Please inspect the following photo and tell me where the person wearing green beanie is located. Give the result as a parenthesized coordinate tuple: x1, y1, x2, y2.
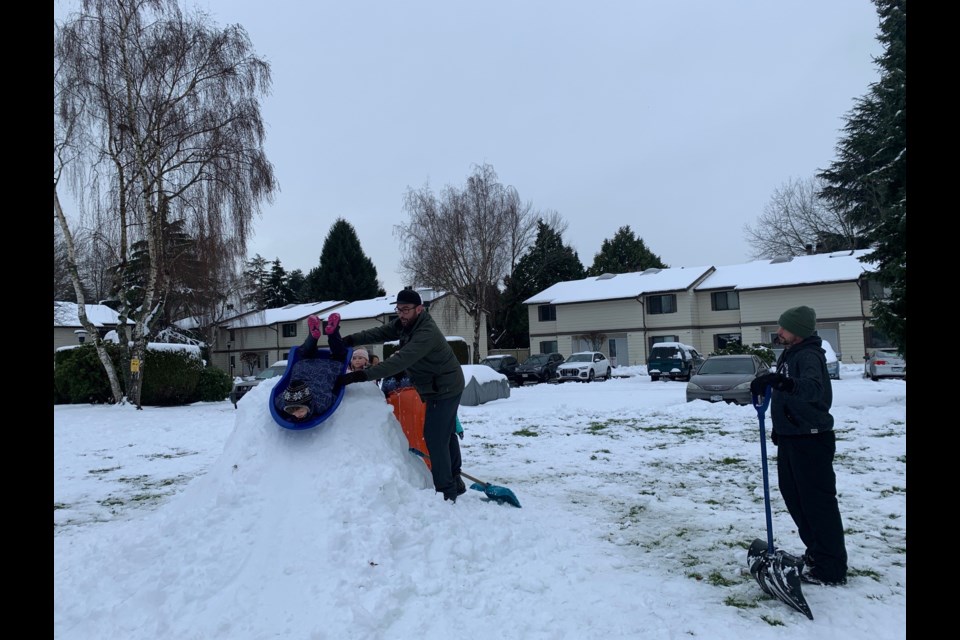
(750, 305, 848, 586)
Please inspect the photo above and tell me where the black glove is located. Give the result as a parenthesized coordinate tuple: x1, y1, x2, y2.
(335, 370, 367, 390)
(343, 335, 355, 347)
(750, 373, 796, 396)
(771, 430, 779, 446)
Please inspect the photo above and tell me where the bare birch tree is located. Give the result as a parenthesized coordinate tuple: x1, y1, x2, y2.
(55, 0, 277, 407)
(396, 164, 539, 362)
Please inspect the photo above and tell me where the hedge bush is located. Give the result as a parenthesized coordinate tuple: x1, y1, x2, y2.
(139, 349, 203, 406)
(193, 365, 233, 402)
(53, 344, 126, 404)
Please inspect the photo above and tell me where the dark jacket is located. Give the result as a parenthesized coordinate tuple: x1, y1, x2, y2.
(347, 311, 465, 400)
(771, 335, 834, 436)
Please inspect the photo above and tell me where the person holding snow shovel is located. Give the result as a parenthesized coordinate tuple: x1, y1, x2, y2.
(333, 288, 467, 504)
(750, 305, 848, 586)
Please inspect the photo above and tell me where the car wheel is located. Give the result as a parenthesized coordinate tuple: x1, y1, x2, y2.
(587, 370, 595, 382)
(604, 367, 611, 380)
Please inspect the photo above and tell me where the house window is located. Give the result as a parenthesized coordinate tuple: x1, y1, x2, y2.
(714, 333, 742, 350)
(229, 329, 235, 341)
(282, 323, 297, 338)
(646, 294, 676, 314)
(861, 278, 891, 301)
(711, 291, 740, 311)
(649, 335, 679, 349)
(538, 305, 557, 321)
(539, 340, 558, 354)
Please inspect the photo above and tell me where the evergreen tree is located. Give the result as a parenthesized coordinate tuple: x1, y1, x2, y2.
(243, 254, 270, 309)
(495, 222, 585, 348)
(587, 225, 668, 276)
(818, 0, 905, 356)
(304, 218, 383, 302)
(264, 259, 298, 308)
(287, 269, 308, 302)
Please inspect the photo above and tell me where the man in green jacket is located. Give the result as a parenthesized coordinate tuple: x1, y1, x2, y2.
(335, 289, 467, 503)
(750, 305, 848, 586)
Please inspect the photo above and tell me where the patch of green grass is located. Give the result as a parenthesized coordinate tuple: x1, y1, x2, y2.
(724, 595, 758, 609)
(719, 457, 743, 466)
(849, 567, 882, 582)
(142, 449, 196, 460)
(703, 498, 721, 505)
(686, 571, 703, 581)
(896, 455, 906, 463)
(511, 428, 538, 437)
(879, 486, 905, 497)
(760, 615, 785, 626)
(88, 466, 121, 475)
(54, 502, 69, 511)
(706, 570, 738, 587)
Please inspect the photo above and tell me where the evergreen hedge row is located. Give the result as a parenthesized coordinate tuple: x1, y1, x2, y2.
(53, 344, 233, 406)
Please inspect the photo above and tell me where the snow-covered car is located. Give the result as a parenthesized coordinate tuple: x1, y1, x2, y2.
(647, 342, 703, 382)
(230, 360, 287, 407)
(821, 340, 840, 380)
(557, 351, 611, 382)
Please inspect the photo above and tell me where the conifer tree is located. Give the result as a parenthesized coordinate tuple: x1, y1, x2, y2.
(304, 218, 383, 302)
(818, 0, 905, 356)
(264, 259, 298, 308)
(243, 254, 270, 309)
(587, 225, 667, 276)
(496, 222, 585, 348)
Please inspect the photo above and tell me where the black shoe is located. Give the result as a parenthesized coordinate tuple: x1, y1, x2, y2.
(443, 492, 457, 504)
(800, 568, 846, 586)
(456, 475, 467, 496)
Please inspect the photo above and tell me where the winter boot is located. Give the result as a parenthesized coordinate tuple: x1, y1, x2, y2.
(325, 313, 341, 335)
(308, 315, 322, 339)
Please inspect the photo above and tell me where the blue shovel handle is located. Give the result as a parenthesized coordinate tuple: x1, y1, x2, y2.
(752, 386, 776, 553)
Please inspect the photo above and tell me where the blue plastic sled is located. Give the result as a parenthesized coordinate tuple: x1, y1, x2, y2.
(268, 345, 352, 430)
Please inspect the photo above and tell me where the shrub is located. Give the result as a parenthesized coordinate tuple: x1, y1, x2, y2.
(712, 342, 777, 366)
(53, 344, 126, 404)
(193, 366, 233, 402)
(140, 349, 203, 406)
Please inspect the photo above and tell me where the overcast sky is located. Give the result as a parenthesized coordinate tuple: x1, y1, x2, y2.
(57, 0, 884, 297)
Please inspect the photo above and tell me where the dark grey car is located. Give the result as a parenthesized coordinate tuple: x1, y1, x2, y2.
(515, 353, 565, 384)
(685, 354, 768, 405)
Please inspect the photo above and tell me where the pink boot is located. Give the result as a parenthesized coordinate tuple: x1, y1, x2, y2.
(324, 313, 341, 336)
(308, 315, 322, 339)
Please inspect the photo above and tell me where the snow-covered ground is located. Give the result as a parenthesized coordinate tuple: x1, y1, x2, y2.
(54, 363, 906, 639)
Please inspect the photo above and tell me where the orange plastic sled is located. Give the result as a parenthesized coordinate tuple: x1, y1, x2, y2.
(386, 387, 431, 470)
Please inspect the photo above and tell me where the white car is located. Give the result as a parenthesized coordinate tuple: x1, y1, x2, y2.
(557, 351, 612, 382)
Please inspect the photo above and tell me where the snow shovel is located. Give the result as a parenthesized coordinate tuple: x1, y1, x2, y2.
(747, 387, 813, 620)
(409, 449, 521, 508)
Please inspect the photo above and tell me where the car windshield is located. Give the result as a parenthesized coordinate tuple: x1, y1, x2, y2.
(566, 354, 591, 363)
(524, 355, 549, 365)
(256, 366, 285, 380)
(481, 359, 507, 370)
(698, 358, 754, 375)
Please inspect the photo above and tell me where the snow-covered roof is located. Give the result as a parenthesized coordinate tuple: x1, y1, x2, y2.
(53, 301, 131, 328)
(697, 249, 875, 291)
(524, 250, 876, 305)
(524, 267, 713, 305)
(319, 296, 395, 321)
(225, 301, 345, 329)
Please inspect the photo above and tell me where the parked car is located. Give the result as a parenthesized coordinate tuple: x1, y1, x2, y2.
(557, 351, 611, 382)
(647, 342, 703, 382)
(863, 349, 906, 381)
(765, 341, 839, 380)
(230, 360, 287, 408)
(686, 354, 769, 405)
(515, 353, 566, 384)
(821, 339, 840, 380)
(479, 355, 520, 383)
